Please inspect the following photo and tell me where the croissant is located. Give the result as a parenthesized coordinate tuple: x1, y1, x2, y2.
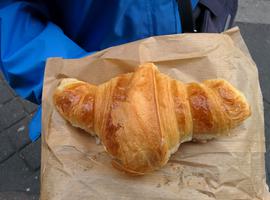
(53, 63, 251, 174)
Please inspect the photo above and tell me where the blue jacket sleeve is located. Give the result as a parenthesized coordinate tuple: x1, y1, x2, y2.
(0, 2, 89, 140)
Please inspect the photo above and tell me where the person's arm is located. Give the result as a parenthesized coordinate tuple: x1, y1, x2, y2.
(0, 1, 89, 140)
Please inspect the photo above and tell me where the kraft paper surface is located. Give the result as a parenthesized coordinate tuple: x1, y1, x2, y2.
(40, 27, 269, 200)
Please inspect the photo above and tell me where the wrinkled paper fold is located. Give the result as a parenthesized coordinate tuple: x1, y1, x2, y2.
(41, 27, 269, 200)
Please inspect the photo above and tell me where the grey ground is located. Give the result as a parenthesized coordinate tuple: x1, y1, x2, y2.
(0, 1, 270, 199)
(0, 76, 40, 200)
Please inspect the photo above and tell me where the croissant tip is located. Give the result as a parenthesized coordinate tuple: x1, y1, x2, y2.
(138, 62, 158, 69)
(56, 78, 82, 91)
(111, 160, 146, 176)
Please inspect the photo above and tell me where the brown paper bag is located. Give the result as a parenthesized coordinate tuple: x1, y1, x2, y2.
(40, 27, 269, 200)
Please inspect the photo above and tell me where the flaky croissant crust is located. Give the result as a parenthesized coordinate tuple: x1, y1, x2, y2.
(53, 63, 251, 174)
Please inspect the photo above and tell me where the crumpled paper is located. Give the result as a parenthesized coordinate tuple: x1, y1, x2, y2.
(40, 27, 269, 200)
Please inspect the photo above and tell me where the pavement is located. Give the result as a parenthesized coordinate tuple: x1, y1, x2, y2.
(0, 73, 40, 200)
(0, 1, 269, 199)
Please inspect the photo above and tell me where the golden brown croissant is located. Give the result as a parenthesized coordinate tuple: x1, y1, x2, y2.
(53, 63, 251, 174)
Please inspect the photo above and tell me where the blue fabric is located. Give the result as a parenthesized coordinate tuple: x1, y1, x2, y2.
(0, 0, 198, 141)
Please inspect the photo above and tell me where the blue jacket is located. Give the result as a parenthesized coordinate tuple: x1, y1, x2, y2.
(0, 0, 198, 140)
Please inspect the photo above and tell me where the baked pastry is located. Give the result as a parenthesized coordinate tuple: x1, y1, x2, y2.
(53, 63, 251, 174)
